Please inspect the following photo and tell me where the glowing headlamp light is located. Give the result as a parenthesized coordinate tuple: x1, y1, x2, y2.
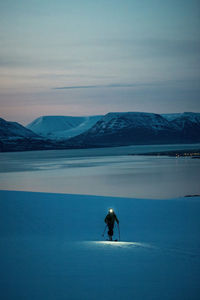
(109, 209, 113, 213)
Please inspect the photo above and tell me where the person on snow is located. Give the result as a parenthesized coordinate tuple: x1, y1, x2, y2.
(104, 208, 119, 241)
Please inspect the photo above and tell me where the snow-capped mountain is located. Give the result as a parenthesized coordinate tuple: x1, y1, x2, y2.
(0, 117, 56, 152)
(162, 112, 200, 124)
(1, 112, 200, 152)
(0, 117, 39, 139)
(27, 115, 103, 140)
(89, 112, 173, 134)
(162, 112, 200, 140)
(175, 112, 200, 129)
(67, 112, 200, 147)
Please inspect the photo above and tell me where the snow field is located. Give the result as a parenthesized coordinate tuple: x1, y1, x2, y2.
(0, 191, 200, 300)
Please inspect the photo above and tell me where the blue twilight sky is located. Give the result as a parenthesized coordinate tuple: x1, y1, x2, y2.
(0, 0, 200, 124)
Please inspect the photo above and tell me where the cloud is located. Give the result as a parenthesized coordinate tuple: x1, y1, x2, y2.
(52, 78, 200, 91)
(52, 83, 149, 90)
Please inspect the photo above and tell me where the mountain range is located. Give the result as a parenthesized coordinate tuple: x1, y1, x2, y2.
(0, 112, 200, 152)
(67, 112, 200, 147)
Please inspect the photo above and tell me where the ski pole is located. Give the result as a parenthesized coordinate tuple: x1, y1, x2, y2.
(117, 223, 120, 241)
(102, 224, 107, 237)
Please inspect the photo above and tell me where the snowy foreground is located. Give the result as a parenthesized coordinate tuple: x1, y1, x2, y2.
(0, 191, 200, 300)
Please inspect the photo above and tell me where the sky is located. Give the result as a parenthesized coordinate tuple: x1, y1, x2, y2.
(0, 0, 200, 125)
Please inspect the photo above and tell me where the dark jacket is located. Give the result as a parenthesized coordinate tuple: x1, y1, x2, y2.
(105, 212, 119, 226)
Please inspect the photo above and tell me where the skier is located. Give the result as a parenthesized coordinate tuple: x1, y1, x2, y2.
(104, 208, 119, 241)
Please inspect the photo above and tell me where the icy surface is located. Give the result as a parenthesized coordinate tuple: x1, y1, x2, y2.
(0, 191, 200, 300)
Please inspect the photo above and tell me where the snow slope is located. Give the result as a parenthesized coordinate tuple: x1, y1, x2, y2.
(26, 115, 103, 140)
(0, 190, 200, 300)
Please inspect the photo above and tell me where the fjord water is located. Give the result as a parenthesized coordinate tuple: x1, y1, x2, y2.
(0, 144, 200, 199)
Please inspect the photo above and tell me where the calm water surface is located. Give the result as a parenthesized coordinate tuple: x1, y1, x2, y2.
(0, 145, 200, 199)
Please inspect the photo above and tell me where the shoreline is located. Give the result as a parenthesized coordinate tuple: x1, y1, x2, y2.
(130, 148, 200, 158)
